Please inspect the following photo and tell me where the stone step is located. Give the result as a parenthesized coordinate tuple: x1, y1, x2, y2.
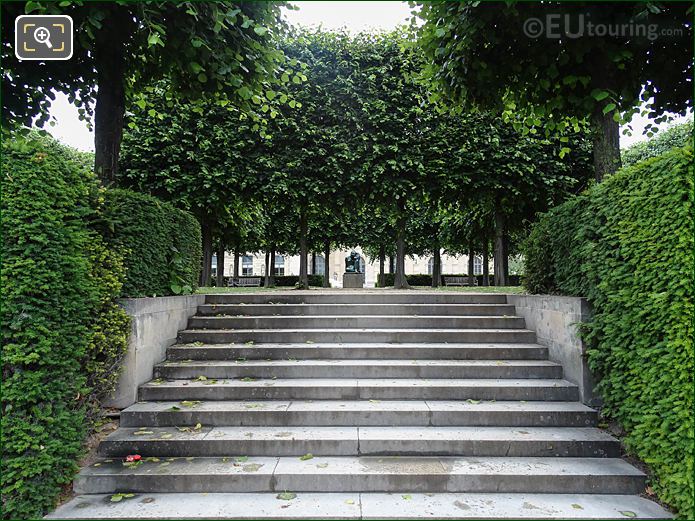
(48, 492, 674, 520)
(178, 329, 537, 344)
(188, 315, 527, 330)
(154, 359, 563, 380)
(140, 378, 580, 402)
(121, 400, 597, 428)
(74, 456, 645, 495)
(167, 343, 550, 361)
(98, 426, 619, 458)
(198, 303, 518, 317)
(205, 293, 509, 305)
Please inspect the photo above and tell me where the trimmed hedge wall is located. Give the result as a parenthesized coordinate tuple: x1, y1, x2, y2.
(216, 275, 324, 287)
(523, 146, 694, 518)
(102, 189, 202, 297)
(1, 136, 130, 519)
(378, 274, 520, 287)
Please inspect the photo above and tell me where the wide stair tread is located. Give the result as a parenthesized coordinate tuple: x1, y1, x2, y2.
(74, 456, 645, 494)
(48, 492, 673, 520)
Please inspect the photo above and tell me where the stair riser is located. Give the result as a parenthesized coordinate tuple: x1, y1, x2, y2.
(205, 294, 509, 305)
(139, 386, 579, 402)
(98, 438, 618, 458)
(120, 410, 598, 428)
(178, 331, 537, 344)
(74, 474, 644, 495)
(188, 317, 526, 330)
(167, 346, 550, 361)
(154, 365, 563, 380)
(198, 304, 517, 316)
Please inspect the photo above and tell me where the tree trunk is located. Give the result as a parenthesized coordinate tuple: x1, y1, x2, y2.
(233, 249, 240, 279)
(216, 243, 225, 287)
(298, 208, 309, 289)
(94, 12, 127, 186)
(482, 237, 490, 286)
(388, 256, 395, 274)
(323, 240, 330, 288)
(263, 250, 270, 283)
(310, 253, 316, 276)
(431, 243, 441, 288)
(200, 220, 213, 287)
(503, 233, 510, 282)
(494, 206, 508, 287)
(468, 240, 476, 287)
(393, 201, 409, 289)
(378, 245, 386, 287)
(265, 247, 276, 288)
(591, 105, 622, 182)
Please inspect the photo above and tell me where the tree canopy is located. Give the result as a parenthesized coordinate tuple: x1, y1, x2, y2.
(413, 1, 693, 180)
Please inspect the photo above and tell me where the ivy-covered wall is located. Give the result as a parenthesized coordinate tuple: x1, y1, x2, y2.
(523, 146, 694, 518)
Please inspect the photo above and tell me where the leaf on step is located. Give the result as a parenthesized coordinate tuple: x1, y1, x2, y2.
(167, 406, 181, 412)
(466, 399, 480, 404)
(316, 462, 329, 468)
(402, 494, 412, 500)
(146, 457, 160, 462)
(345, 499, 355, 505)
(299, 453, 314, 461)
(203, 379, 218, 385)
(369, 399, 380, 403)
(242, 463, 263, 472)
(134, 430, 154, 435)
(241, 377, 256, 382)
(152, 378, 165, 385)
(159, 433, 174, 439)
(194, 423, 203, 431)
(306, 341, 314, 344)
(619, 512, 637, 518)
(234, 456, 249, 462)
(571, 504, 583, 510)
(180, 400, 201, 408)
(159, 462, 171, 467)
(195, 375, 208, 381)
(245, 341, 254, 345)
(277, 492, 297, 501)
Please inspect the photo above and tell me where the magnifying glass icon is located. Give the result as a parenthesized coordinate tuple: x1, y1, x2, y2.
(33, 26, 52, 49)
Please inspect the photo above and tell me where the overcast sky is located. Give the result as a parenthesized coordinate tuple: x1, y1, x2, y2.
(46, 1, 689, 152)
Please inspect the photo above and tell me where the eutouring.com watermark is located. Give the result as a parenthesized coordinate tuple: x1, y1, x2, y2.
(523, 14, 683, 41)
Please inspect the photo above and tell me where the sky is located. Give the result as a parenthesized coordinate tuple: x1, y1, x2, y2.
(46, 1, 690, 152)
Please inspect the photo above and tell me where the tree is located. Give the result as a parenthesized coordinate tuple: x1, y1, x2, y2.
(414, 1, 693, 180)
(2, 1, 297, 184)
(622, 119, 693, 167)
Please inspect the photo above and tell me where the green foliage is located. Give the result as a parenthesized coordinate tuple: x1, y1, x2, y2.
(414, 2, 693, 139)
(101, 189, 201, 297)
(1, 135, 130, 519)
(622, 120, 694, 167)
(523, 146, 694, 518)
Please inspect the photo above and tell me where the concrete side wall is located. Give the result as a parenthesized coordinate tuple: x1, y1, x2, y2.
(105, 294, 206, 409)
(507, 294, 597, 405)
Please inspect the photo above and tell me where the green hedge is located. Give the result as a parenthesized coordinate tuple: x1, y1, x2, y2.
(1, 135, 130, 519)
(378, 274, 520, 287)
(102, 189, 201, 297)
(523, 146, 694, 518)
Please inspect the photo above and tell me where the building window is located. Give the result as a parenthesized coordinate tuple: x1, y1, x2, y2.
(274, 255, 285, 276)
(427, 257, 434, 275)
(315, 255, 326, 276)
(242, 255, 253, 276)
(474, 256, 483, 276)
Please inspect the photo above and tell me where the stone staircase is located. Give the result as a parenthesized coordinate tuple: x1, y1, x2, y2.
(50, 292, 671, 519)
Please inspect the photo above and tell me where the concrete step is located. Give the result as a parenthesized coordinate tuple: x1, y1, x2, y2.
(198, 303, 518, 317)
(121, 400, 597, 428)
(188, 315, 527, 330)
(154, 359, 563, 380)
(178, 329, 537, 344)
(98, 426, 619, 458)
(205, 293, 509, 305)
(74, 456, 645, 495)
(140, 378, 580, 402)
(48, 492, 674, 520)
(167, 343, 550, 361)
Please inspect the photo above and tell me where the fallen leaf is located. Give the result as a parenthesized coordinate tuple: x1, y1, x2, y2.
(571, 504, 584, 510)
(402, 494, 412, 500)
(345, 499, 355, 505)
(620, 512, 637, 518)
(299, 453, 314, 461)
(277, 492, 297, 501)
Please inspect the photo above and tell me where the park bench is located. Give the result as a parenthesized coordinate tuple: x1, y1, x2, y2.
(228, 277, 262, 287)
(443, 276, 478, 287)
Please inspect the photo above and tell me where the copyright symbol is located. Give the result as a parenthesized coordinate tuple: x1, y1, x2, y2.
(523, 17, 544, 38)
